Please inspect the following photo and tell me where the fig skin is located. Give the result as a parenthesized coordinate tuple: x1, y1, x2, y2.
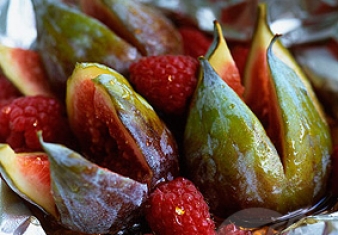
(66, 63, 180, 189)
(31, 0, 141, 99)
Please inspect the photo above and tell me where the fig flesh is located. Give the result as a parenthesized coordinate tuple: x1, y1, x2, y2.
(66, 63, 179, 189)
(184, 39, 331, 217)
(205, 21, 245, 97)
(0, 144, 57, 217)
(0, 44, 54, 97)
(80, 0, 183, 56)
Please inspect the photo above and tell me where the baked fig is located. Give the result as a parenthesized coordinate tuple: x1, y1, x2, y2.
(80, 0, 183, 56)
(66, 63, 179, 189)
(0, 139, 149, 234)
(183, 7, 332, 216)
(31, 0, 141, 99)
(38, 134, 148, 234)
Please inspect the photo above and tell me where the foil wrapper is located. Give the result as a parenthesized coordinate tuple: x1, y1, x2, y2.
(0, 0, 338, 234)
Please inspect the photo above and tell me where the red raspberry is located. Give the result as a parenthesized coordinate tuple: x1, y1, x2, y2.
(178, 26, 213, 58)
(0, 95, 73, 152)
(129, 55, 199, 115)
(145, 177, 215, 235)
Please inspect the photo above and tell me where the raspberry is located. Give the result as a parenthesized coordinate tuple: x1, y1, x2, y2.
(129, 55, 199, 115)
(0, 95, 73, 152)
(178, 26, 213, 58)
(145, 177, 215, 235)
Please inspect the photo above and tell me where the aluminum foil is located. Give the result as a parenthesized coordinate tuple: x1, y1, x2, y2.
(0, 0, 338, 234)
(0, 179, 46, 235)
(0, 0, 36, 49)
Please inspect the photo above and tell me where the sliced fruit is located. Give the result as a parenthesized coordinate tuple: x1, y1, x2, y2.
(205, 21, 245, 97)
(80, 0, 183, 56)
(0, 44, 54, 97)
(32, 0, 141, 99)
(184, 33, 331, 217)
(243, 3, 326, 126)
(38, 133, 148, 234)
(0, 144, 57, 217)
(66, 63, 179, 188)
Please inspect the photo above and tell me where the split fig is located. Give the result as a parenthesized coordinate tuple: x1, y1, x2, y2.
(32, 0, 141, 99)
(38, 134, 148, 234)
(66, 63, 180, 189)
(183, 5, 332, 217)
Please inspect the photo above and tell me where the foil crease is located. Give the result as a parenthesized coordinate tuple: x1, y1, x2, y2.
(0, 0, 338, 235)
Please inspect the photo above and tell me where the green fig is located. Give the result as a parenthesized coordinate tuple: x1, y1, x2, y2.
(184, 37, 331, 217)
(80, 0, 183, 56)
(36, 133, 148, 234)
(66, 63, 179, 189)
(32, 0, 141, 99)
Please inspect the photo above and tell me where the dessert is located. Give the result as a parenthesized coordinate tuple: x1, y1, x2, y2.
(0, 0, 337, 234)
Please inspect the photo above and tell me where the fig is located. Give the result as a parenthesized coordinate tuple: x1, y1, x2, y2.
(0, 140, 149, 234)
(243, 3, 326, 127)
(0, 144, 57, 217)
(205, 21, 245, 97)
(184, 33, 331, 217)
(31, 0, 141, 99)
(80, 0, 183, 56)
(38, 133, 148, 234)
(0, 44, 54, 97)
(66, 63, 179, 189)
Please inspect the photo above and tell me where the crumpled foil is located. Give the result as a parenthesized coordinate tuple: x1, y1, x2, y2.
(280, 212, 338, 235)
(0, 0, 338, 235)
(0, 179, 46, 235)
